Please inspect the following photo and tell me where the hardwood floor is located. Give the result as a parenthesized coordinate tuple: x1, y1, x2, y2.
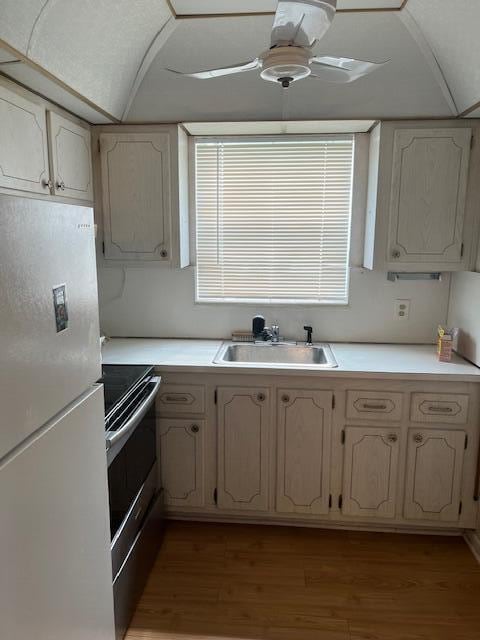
(125, 521, 480, 640)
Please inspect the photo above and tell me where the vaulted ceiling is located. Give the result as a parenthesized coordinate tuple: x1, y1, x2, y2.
(0, 0, 478, 123)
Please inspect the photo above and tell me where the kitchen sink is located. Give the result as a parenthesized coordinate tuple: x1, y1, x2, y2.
(213, 342, 338, 368)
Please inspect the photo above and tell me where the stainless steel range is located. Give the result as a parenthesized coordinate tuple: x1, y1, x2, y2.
(100, 364, 164, 639)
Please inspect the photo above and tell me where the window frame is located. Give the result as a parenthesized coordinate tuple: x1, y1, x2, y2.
(189, 133, 367, 307)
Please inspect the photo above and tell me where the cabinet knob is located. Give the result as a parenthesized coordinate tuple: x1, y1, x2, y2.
(392, 249, 401, 259)
(387, 433, 398, 443)
(414, 433, 423, 443)
(42, 178, 53, 190)
(56, 180, 66, 191)
(160, 249, 168, 258)
(190, 424, 200, 434)
(281, 394, 290, 403)
(257, 393, 265, 402)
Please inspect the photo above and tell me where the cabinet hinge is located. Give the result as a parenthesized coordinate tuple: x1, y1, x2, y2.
(328, 494, 332, 509)
(459, 500, 463, 515)
(465, 434, 468, 450)
(213, 488, 218, 505)
(338, 494, 343, 510)
(460, 243, 464, 258)
(332, 394, 336, 410)
(214, 389, 217, 404)
(341, 430, 345, 445)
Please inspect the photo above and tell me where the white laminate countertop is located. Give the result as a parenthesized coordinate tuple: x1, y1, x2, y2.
(101, 339, 480, 382)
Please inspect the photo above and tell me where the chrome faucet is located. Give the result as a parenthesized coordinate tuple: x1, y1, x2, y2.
(271, 322, 280, 343)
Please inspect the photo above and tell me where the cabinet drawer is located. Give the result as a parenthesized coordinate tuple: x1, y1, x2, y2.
(157, 385, 205, 414)
(410, 393, 469, 424)
(346, 391, 403, 422)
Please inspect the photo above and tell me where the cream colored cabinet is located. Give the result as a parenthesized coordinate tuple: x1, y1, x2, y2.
(404, 428, 466, 523)
(364, 122, 475, 272)
(0, 82, 50, 195)
(341, 426, 400, 519)
(216, 386, 269, 512)
(47, 111, 93, 201)
(276, 389, 332, 516)
(158, 418, 205, 508)
(98, 125, 189, 267)
(388, 129, 471, 268)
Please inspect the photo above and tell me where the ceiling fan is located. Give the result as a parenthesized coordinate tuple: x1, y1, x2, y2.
(168, 0, 387, 88)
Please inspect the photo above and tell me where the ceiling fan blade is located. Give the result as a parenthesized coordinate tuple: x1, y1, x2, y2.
(167, 59, 260, 79)
(310, 55, 387, 83)
(271, 0, 337, 49)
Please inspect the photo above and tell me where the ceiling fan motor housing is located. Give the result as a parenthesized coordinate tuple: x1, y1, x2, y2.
(260, 46, 311, 85)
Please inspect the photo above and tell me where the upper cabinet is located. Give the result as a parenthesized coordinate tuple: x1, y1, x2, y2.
(97, 125, 190, 268)
(364, 122, 476, 272)
(0, 78, 93, 203)
(0, 82, 50, 195)
(47, 112, 93, 201)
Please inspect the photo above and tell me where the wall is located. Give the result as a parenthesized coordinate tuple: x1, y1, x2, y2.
(98, 264, 450, 342)
(97, 130, 453, 343)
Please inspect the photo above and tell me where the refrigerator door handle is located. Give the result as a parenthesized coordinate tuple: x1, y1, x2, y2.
(106, 376, 161, 450)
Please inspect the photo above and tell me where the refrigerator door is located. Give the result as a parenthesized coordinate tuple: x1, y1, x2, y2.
(0, 195, 101, 458)
(0, 384, 115, 640)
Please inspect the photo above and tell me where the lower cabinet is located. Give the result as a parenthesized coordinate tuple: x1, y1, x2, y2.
(156, 376, 478, 531)
(216, 387, 269, 512)
(158, 418, 205, 508)
(276, 389, 332, 515)
(403, 428, 466, 523)
(341, 426, 400, 519)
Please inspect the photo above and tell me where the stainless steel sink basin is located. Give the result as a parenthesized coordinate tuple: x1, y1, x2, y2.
(213, 342, 338, 368)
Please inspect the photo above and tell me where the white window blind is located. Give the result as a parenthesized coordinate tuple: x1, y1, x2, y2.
(195, 136, 354, 304)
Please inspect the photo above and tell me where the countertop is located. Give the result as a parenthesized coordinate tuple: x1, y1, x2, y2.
(101, 339, 480, 382)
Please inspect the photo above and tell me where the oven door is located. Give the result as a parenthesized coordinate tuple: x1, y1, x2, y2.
(107, 376, 160, 543)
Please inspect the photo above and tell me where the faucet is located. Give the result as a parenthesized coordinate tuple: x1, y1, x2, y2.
(271, 322, 280, 343)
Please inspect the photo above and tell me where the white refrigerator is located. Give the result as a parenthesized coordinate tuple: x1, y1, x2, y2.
(0, 195, 115, 640)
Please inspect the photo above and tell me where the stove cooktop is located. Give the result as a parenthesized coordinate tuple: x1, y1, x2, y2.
(99, 364, 154, 417)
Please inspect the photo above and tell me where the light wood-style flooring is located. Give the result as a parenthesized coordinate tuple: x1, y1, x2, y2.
(125, 521, 480, 640)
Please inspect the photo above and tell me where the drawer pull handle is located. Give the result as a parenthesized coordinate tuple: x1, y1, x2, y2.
(414, 433, 424, 443)
(387, 433, 398, 443)
(427, 406, 453, 413)
(164, 395, 189, 403)
(362, 403, 388, 411)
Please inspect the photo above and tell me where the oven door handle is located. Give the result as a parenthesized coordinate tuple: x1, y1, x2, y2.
(106, 376, 161, 450)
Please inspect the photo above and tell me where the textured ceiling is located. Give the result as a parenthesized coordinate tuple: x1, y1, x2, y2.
(0, 0, 479, 123)
(126, 11, 453, 122)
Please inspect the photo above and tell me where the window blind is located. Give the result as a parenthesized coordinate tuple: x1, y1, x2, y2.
(195, 136, 354, 304)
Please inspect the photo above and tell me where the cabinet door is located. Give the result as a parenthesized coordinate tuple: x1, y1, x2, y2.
(342, 426, 400, 519)
(158, 418, 204, 508)
(48, 111, 93, 201)
(276, 389, 332, 515)
(388, 128, 471, 268)
(404, 428, 466, 523)
(100, 132, 171, 261)
(217, 387, 269, 512)
(0, 83, 50, 195)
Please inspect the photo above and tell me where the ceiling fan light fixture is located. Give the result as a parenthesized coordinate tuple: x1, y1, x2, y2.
(260, 46, 311, 85)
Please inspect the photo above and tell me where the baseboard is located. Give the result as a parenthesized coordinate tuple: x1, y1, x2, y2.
(464, 531, 480, 563)
(165, 512, 462, 537)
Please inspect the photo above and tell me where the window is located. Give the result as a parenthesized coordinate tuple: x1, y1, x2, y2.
(194, 136, 354, 304)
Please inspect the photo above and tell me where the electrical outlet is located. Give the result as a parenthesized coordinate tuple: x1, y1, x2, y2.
(394, 299, 410, 320)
